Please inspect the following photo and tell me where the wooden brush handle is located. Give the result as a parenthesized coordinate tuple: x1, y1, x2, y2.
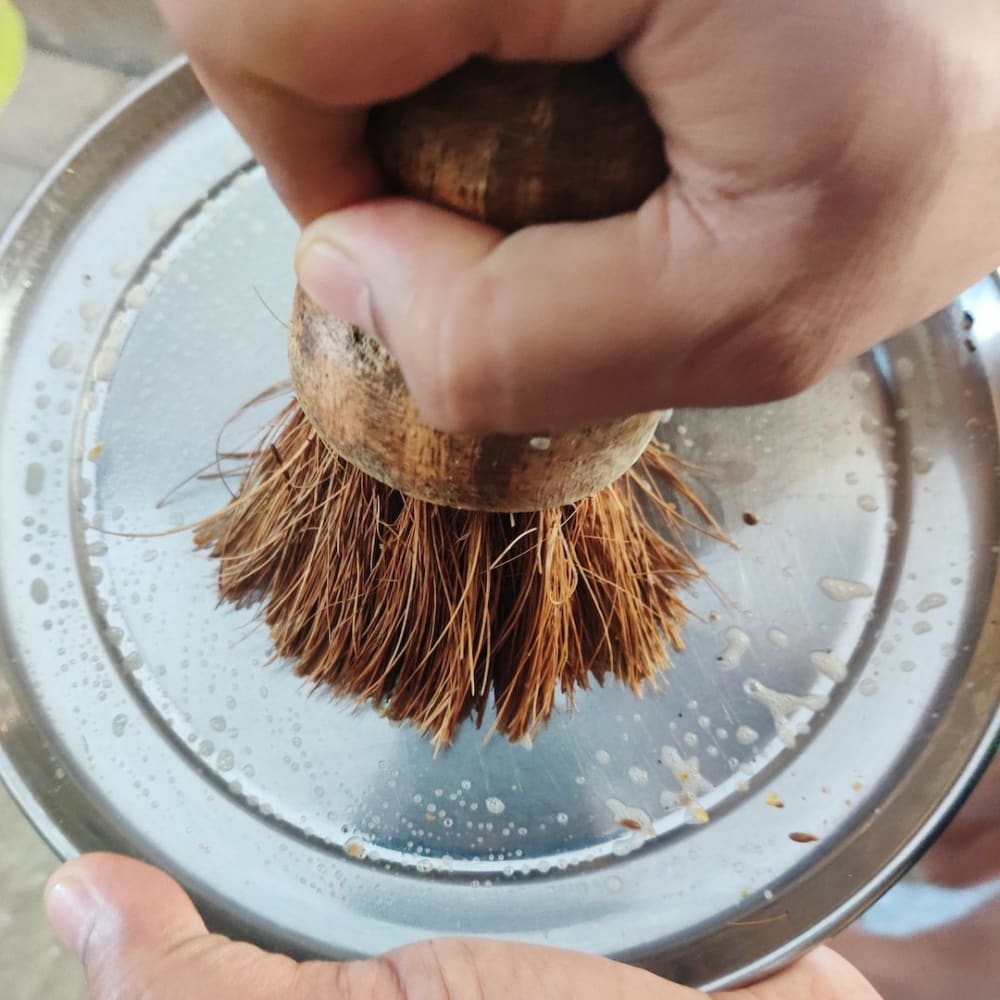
(290, 57, 669, 511)
(368, 55, 668, 231)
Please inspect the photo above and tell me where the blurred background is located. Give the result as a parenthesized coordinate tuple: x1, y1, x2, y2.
(1, 6, 171, 996)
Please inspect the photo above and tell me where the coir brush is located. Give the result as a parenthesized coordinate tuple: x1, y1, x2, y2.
(194, 56, 717, 751)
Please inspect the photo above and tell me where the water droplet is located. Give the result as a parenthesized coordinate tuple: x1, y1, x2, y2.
(857, 494, 879, 512)
(485, 797, 506, 815)
(894, 356, 916, 382)
(606, 798, 655, 840)
(859, 678, 879, 696)
(122, 651, 142, 673)
(911, 447, 934, 475)
(767, 628, 790, 648)
(344, 837, 366, 859)
(717, 626, 751, 668)
(79, 298, 106, 331)
(917, 593, 947, 613)
(595, 749, 611, 766)
(810, 650, 848, 682)
(913, 621, 932, 635)
(744, 678, 828, 748)
(628, 766, 649, 785)
(48, 342, 74, 369)
(819, 577, 874, 602)
(735, 726, 759, 745)
(149, 208, 174, 232)
(24, 463, 45, 495)
(210, 716, 226, 732)
(30, 578, 49, 605)
(111, 714, 127, 737)
(217, 750, 235, 772)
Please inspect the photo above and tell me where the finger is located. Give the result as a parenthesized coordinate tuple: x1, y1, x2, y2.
(190, 64, 380, 224)
(43, 853, 303, 1000)
(158, 0, 654, 100)
(295, 182, 819, 433)
(154, 0, 655, 224)
(714, 946, 882, 1000)
(380, 938, 879, 1000)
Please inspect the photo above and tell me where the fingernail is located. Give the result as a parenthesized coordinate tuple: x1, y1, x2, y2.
(296, 238, 378, 337)
(45, 874, 99, 958)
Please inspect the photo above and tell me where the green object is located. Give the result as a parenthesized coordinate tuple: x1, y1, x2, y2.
(0, 0, 26, 112)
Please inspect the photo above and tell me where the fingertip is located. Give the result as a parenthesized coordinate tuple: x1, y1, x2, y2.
(44, 861, 98, 960)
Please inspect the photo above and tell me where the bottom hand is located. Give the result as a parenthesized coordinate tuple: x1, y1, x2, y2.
(45, 854, 878, 999)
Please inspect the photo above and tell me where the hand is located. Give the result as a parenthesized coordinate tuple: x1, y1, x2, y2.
(45, 853, 878, 999)
(154, 1, 1000, 435)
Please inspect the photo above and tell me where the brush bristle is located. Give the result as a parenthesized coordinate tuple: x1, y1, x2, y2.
(194, 402, 714, 750)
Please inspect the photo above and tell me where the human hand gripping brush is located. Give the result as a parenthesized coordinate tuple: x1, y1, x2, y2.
(193, 57, 724, 751)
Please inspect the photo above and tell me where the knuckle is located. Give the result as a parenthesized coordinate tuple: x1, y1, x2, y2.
(332, 955, 408, 1000)
(380, 940, 488, 1000)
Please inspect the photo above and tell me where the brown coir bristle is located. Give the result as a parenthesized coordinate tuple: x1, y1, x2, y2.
(194, 403, 714, 750)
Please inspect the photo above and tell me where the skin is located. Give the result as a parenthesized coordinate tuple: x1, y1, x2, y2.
(50, 2, 996, 996)
(45, 853, 880, 1000)
(151, 0, 1000, 436)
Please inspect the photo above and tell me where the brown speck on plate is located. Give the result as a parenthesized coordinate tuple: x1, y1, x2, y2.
(619, 818, 643, 831)
(789, 832, 819, 844)
(742, 511, 760, 526)
(765, 792, 784, 809)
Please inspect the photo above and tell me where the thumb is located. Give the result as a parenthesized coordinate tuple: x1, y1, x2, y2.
(43, 853, 302, 999)
(294, 188, 810, 436)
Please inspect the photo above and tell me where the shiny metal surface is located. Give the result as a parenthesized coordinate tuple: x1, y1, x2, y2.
(0, 61, 998, 990)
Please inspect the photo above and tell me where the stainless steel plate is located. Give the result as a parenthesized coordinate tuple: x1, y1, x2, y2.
(1, 60, 998, 990)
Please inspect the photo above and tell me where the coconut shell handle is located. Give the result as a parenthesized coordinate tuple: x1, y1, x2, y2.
(368, 55, 668, 232)
(291, 57, 669, 511)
